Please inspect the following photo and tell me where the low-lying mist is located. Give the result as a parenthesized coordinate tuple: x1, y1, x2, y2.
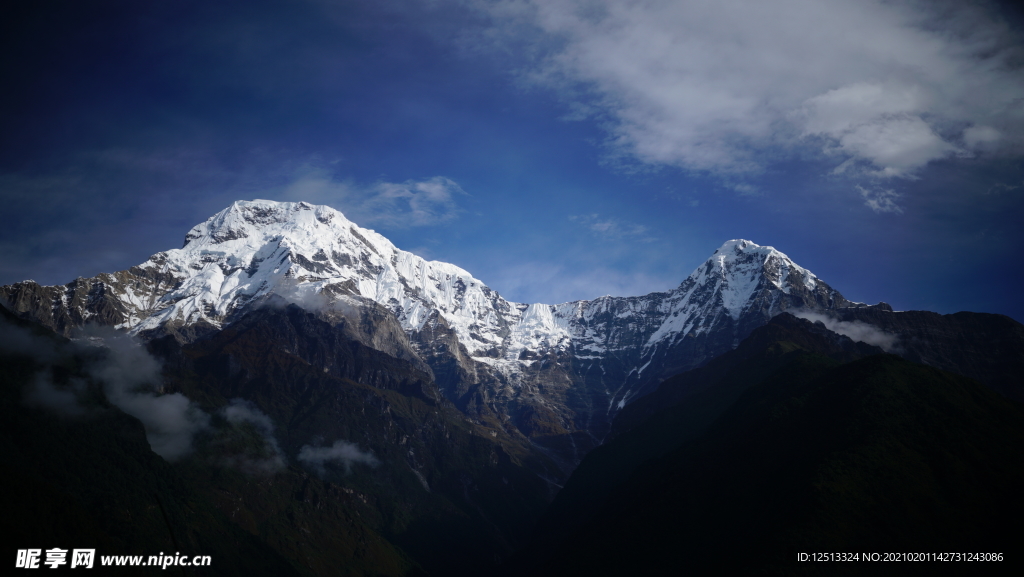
(790, 310, 901, 353)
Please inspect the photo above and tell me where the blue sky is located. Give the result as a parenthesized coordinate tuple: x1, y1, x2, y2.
(3, 0, 1024, 321)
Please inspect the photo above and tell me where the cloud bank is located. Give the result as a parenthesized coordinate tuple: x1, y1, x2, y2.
(470, 0, 1024, 185)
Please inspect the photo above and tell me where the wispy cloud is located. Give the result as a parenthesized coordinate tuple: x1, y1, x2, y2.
(569, 213, 654, 241)
(282, 168, 466, 227)
(856, 185, 904, 214)
(987, 180, 1024, 195)
(298, 439, 379, 474)
(468, 0, 1024, 182)
(24, 373, 89, 417)
(220, 398, 286, 474)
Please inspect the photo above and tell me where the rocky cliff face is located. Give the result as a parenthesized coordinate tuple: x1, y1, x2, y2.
(1, 200, 866, 465)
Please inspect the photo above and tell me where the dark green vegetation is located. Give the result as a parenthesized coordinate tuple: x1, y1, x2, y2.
(519, 314, 1024, 575)
(1, 304, 557, 576)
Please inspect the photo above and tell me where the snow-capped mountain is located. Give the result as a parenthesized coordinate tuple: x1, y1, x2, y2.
(1, 200, 863, 463)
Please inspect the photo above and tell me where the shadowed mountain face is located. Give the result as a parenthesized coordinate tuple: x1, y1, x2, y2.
(1, 303, 557, 576)
(526, 314, 885, 552)
(154, 303, 560, 577)
(517, 314, 1024, 576)
(836, 307, 1024, 402)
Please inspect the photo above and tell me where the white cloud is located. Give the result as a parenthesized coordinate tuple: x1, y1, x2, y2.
(832, 115, 958, 178)
(469, 0, 1024, 180)
(799, 82, 960, 176)
(282, 169, 466, 227)
(963, 125, 1001, 149)
(800, 82, 923, 136)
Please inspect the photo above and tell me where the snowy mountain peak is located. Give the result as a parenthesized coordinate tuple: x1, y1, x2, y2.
(695, 239, 820, 304)
(131, 200, 507, 352)
(183, 200, 353, 248)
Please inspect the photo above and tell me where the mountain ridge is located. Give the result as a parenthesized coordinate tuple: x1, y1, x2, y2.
(0, 199, 884, 465)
